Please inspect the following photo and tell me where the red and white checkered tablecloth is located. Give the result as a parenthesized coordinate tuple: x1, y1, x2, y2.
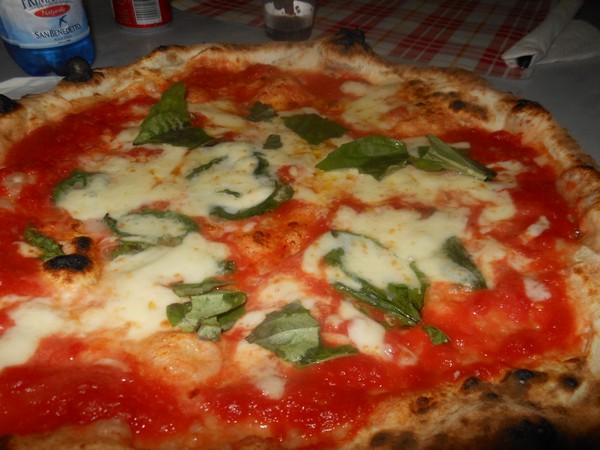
(172, 0, 557, 79)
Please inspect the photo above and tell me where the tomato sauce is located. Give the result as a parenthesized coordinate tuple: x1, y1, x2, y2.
(0, 98, 148, 297)
(0, 65, 586, 446)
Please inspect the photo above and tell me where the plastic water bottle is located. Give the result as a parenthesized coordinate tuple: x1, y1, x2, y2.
(0, 0, 95, 76)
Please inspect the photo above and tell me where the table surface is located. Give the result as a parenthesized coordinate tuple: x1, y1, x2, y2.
(0, 1, 598, 162)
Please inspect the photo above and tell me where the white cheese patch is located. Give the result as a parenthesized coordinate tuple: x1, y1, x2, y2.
(303, 206, 474, 286)
(181, 142, 277, 216)
(0, 297, 66, 371)
(116, 212, 191, 243)
(57, 141, 288, 221)
(189, 100, 246, 134)
(521, 216, 550, 243)
(341, 81, 404, 131)
(87, 233, 229, 340)
(233, 340, 287, 400)
(57, 146, 188, 220)
(469, 237, 535, 288)
(347, 317, 387, 355)
(339, 300, 419, 366)
(0, 233, 230, 370)
(523, 277, 552, 302)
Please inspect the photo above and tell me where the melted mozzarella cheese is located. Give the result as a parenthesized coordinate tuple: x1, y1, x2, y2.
(0, 297, 66, 371)
(336, 302, 388, 358)
(0, 233, 229, 370)
(57, 146, 188, 220)
(521, 216, 550, 243)
(57, 142, 283, 220)
(523, 277, 552, 302)
(341, 81, 404, 131)
(88, 233, 229, 340)
(303, 206, 474, 286)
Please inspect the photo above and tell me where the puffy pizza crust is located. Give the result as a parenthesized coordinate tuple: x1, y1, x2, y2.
(2, 32, 600, 449)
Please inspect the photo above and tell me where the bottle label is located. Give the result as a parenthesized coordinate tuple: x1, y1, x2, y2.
(0, 1, 90, 49)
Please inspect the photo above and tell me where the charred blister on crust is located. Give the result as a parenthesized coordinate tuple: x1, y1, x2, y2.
(559, 374, 581, 391)
(494, 417, 563, 450)
(0, 94, 19, 114)
(72, 236, 93, 253)
(480, 390, 500, 401)
(369, 430, 418, 449)
(411, 396, 435, 415)
(512, 99, 544, 113)
(332, 28, 370, 51)
(461, 377, 483, 392)
(448, 99, 488, 120)
(43, 254, 92, 272)
(505, 369, 548, 386)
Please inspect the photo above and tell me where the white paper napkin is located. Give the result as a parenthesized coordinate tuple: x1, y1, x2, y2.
(0, 76, 60, 99)
(502, 0, 600, 72)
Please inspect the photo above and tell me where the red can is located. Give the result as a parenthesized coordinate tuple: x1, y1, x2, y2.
(111, 0, 172, 31)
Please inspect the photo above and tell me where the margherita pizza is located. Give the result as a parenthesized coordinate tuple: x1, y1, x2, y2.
(1, 31, 600, 449)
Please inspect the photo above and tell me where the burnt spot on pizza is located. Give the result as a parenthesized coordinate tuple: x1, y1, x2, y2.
(449, 99, 488, 120)
(64, 56, 94, 83)
(411, 396, 435, 414)
(188, 387, 201, 399)
(481, 390, 500, 401)
(501, 369, 549, 397)
(369, 430, 418, 449)
(44, 253, 93, 272)
(559, 374, 581, 391)
(512, 98, 543, 112)
(492, 417, 563, 450)
(505, 368, 548, 386)
(450, 99, 468, 111)
(332, 28, 370, 51)
(461, 376, 483, 392)
(253, 230, 269, 246)
(72, 236, 93, 253)
(0, 435, 10, 450)
(0, 94, 19, 114)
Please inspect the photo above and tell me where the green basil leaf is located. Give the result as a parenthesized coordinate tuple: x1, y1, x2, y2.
(110, 240, 154, 258)
(171, 278, 232, 297)
(146, 126, 215, 149)
(283, 113, 347, 145)
(323, 232, 429, 327)
(423, 325, 451, 345)
(217, 304, 246, 331)
(211, 180, 294, 220)
(332, 278, 421, 327)
(104, 210, 198, 257)
(187, 156, 226, 180)
(442, 236, 487, 290)
(408, 156, 445, 172)
(133, 82, 214, 148)
(247, 102, 277, 122)
(197, 317, 223, 341)
(189, 291, 246, 319)
(52, 169, 103, 204)
(219, 259, 237, 274)
(263, 134, 283, 150)
(424, 134, 496, 181)
(301, 344, 358, 365)
(167, 283, 247, 341)
(246, 301, 357, 365)
(24, 227, 64, 261)
(218, 189, 242, 198)
(253, 152, 270, 177)
(316, 135, 409, 180)
(166, 302, 192, 329)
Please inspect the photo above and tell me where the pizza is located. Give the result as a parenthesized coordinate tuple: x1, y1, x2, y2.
(1, 30, 600, 449)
